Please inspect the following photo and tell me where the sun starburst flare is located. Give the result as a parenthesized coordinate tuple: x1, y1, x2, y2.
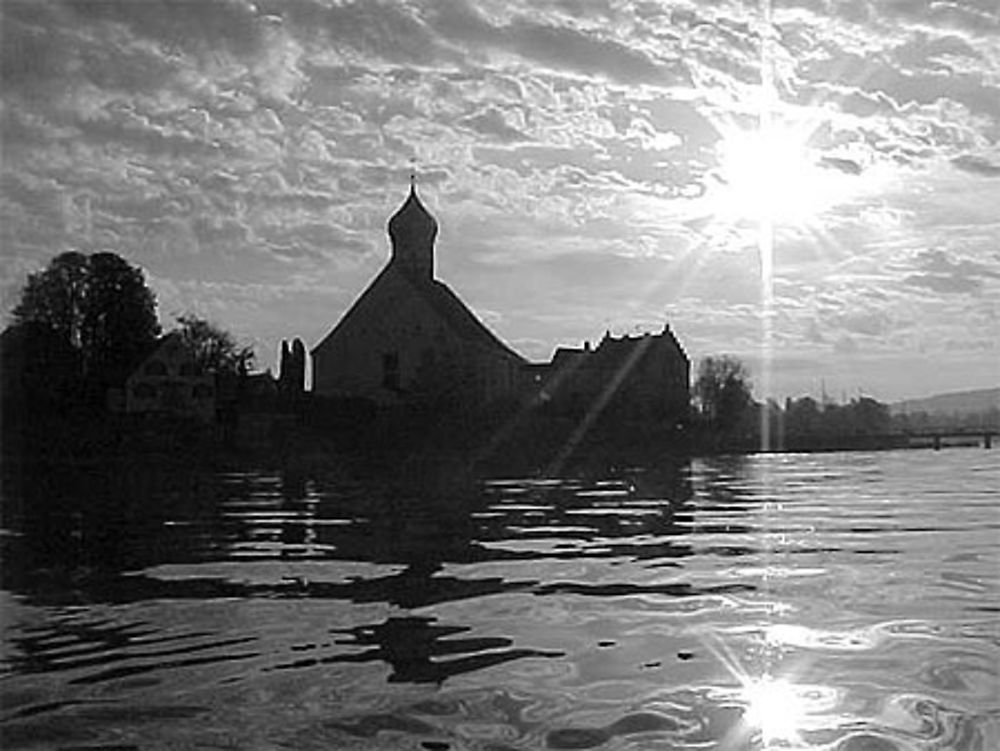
(699, 629, 841, 749)
(710, 122, 862, 227)
(742, 675, 809, 747)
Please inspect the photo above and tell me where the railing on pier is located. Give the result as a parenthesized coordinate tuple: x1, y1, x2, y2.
(900, 429, 994, 450)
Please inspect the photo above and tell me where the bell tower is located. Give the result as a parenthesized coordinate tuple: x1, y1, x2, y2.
(387, 177, 437, 282)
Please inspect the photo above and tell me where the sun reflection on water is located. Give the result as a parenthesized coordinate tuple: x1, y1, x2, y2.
(702, 623, 843, 749)
(742, 675, 809, 748)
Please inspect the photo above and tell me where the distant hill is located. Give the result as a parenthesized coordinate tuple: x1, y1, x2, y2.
(891, 387, 1000, 416)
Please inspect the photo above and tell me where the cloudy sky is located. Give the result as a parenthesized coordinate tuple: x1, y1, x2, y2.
(2, 0, 998, 401)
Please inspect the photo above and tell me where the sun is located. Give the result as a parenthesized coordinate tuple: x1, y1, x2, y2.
(709, 120, 858, 226)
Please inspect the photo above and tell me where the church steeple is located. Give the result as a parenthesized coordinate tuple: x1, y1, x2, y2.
(388, 178, 437, 281)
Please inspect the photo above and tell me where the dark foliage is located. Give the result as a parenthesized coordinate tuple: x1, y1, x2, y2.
(12, 251, 160, 385)
(174, 314, 254, 376)
(0, 321, 82, 414)
(693, 355, 753, 433)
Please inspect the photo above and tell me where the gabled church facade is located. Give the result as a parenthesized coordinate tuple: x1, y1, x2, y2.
(312, 184, 691, 422)
(311, 184, 526, 408)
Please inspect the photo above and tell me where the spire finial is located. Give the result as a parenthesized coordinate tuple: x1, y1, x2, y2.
(408, 157, 417, 191)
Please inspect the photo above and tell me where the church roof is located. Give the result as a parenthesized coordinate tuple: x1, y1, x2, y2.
(539, 329, 688, 375)
(591, 329, 688, 366)
(313, 183, 524, 364)
(419, 277, 525, 361)
(311, 263, 525, 362)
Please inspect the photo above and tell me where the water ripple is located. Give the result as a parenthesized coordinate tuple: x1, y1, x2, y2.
(1, 451, 998, 748)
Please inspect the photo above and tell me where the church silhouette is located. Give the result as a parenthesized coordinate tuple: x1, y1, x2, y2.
(312, 184, 689, 421)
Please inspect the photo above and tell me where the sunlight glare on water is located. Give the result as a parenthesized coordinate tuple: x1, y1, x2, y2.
(743, 676, 806, 746)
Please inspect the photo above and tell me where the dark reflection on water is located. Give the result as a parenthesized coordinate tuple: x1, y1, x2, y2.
(275, 615, 564, 685)
(2, 451, 998, 749)
(1, 462, 697, 607)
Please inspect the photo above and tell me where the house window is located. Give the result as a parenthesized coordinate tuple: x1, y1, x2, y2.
(162, 382, 185, 409)
(382, 352, 400, 390)
(134, 383, 157, 399)
(145, 360, 167, 376)
(193, 384, 214, 399)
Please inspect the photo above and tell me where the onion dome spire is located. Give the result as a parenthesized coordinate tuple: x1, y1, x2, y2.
(388, 175, 437, 281)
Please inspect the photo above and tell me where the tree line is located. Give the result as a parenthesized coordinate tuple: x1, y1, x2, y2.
(690, 355, 904, 449)
(4, 251, 916, 460)
(2, 251, 253, 413)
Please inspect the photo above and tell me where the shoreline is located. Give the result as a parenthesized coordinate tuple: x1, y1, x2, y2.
(2, 418, 988, 476)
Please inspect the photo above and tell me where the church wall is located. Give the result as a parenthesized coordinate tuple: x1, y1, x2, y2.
(313, 269, 520, 407)
(461, 341, 524, 407)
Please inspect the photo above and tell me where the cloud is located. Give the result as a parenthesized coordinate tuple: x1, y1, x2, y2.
(258, 221, 376, 263)
(834, 334, 859, 355)
(913, 248, 1000, 278)
(878, 0, 1000, 36)
(952, 154, 1000, 177)
(458, 106, 529, 142)
(902, 248, 1000, 295)
(262, 0, 446, 66)
(505, 17, 681, 85)
(835, 309, 893, 337)
(819, 156, 863, 175)
(904, 273, 983, 294)
(62, 0, 268, 59)
(425, 0, 688, 85)
(805, 318, 826, 343)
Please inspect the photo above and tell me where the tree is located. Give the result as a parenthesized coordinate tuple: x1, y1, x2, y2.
(174, 314, 254, 376)
(12, 251, 160, 383)
(82, 253, 161, 380)
(12, 252, 89, 349)
(786, 396, 822, 436)
(694, 355, 753, 432)
(1, 320, 82, 410)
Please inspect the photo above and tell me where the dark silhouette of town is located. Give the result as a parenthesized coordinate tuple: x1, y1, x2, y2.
(2, 185, 996, 479)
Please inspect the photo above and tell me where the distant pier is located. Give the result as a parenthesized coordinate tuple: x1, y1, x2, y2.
(751, 429, 995, 454)
(892, 429, 994, 450)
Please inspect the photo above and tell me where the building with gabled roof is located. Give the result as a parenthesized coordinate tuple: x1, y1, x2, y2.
(311, 183, 690, 422)
(311, 183, 526, 407)
(533, 328, 690, 424)
(125, 332, 216, 421)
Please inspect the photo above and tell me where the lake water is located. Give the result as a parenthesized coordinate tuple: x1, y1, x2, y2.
(1, 448, 997, 750)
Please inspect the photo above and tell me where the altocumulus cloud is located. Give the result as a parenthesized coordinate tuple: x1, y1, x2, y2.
(904, 249, 1000, 296)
